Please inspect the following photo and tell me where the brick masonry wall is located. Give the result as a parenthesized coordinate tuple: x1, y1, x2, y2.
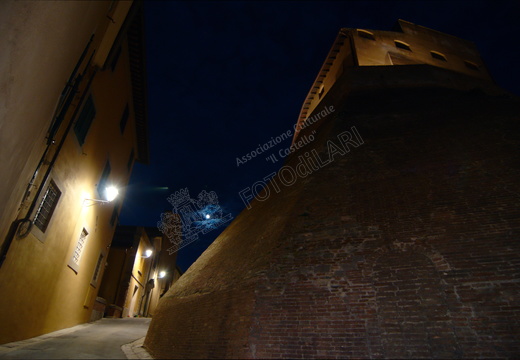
(145, 70, 520, 358)
(146, 285, 256, 358)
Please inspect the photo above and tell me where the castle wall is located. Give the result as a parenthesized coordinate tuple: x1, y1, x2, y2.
(246, 80, 520, 358)
(353, 20, 491, 81)
(145, 64, 520, 358)
(295, 20, 493, 140)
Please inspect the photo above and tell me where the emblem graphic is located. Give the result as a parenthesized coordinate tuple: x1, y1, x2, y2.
(157, 188, 233, 254)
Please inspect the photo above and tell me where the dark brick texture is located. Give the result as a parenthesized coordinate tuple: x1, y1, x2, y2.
(145, 66, 520, 359)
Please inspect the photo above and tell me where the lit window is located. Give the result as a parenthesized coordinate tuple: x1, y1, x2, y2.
(34, 180, 61, 233)
(357, 30, 375, 40)
(430, 51, 447, 62)
(74, 95, 96, 146)
(72, 228, 88, 266)
(120, 104, 129, 134)
(394, 40, 411, 51)
(464, 60, 479, 71)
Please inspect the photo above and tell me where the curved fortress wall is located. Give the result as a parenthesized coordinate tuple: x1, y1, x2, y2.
(145, 22, 520, 359)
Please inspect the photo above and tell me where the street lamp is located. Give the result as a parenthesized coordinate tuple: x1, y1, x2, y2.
(143, 249, 153, 258)
(83, 186, 119, 206)
(158, 270, 166, 278)
(105, 186, 119, 202)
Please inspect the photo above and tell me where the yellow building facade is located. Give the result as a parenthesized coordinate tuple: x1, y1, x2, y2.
(0, 1, 148, 344)
(98, 226, 182, 320)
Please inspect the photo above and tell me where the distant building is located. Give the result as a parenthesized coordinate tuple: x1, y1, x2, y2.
(145, 20, 520, 359)
(0, 1, 148, 344)
(97, 225, 182, 319)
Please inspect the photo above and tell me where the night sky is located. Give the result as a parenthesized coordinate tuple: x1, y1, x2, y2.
(119, 0, 520, 271)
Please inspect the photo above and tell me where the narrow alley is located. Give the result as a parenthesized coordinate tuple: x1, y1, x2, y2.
(0, 318, 151, 359)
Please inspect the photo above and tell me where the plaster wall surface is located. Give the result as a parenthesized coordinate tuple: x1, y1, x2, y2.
(98, 247, 127, 307)
(146, 236, 181, 318)
(0, 0, 112, 249)
(0, 17, 140, 344)
(124, 230, 153, 317)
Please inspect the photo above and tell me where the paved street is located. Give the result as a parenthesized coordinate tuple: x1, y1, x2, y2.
(0, 318, 151, 359)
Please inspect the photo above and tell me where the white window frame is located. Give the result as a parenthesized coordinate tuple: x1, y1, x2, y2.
(68, 226, 90, 273)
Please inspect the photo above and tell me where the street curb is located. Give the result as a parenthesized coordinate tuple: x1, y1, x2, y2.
(122, 336, 153, 359)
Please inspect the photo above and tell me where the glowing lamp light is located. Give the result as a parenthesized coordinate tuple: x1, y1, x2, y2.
(105, 186, 119, 202)
(205, 214, 211, 219)
(158, 271, 166, 278)
(144, 249, 153, 258)
(83, 186, 119, 206)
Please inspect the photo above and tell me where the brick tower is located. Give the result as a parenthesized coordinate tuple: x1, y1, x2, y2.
(145, 20, 520, 358)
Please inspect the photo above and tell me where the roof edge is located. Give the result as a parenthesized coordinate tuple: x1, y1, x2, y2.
(127, 1, 150, 164)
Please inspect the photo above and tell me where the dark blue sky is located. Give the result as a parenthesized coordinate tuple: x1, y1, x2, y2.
(119, 0, 520, 271)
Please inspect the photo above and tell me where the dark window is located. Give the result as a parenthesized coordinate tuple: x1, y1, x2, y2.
(34, 180, 61, 233)
(91, 253, 104, 286)
(395, 40, 411, 51)
(110, 200, 120, 227)
(431, 51, 447, 62)
(74, 95, 96, 146)
(127, 149, 135, 172)
(97, 161, 111, 200)
(120, 104, 129, 134)
(357, 30, 375, 40)
(464, 60, 479, 71)
(111, 46, 122, 72)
